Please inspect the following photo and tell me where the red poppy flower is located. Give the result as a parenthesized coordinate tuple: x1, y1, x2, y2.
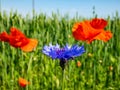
(0, 27, 38, 52)
(18, 77, 30, 87)
(72, 18, 112, 43)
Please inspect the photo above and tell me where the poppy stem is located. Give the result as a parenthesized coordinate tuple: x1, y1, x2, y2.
(27, 52, 34, 89)
(1, 42, 7, 88)
(93, 56, 97, 90)
(11, 47, 16, 90)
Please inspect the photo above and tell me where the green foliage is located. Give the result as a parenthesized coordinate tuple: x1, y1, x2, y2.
(0, 12, 120, 90)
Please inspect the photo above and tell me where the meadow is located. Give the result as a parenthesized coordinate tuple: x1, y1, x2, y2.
(0, 11, 120, 90)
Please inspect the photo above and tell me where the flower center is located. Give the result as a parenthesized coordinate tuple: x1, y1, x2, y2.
(56, 48, 64, 55)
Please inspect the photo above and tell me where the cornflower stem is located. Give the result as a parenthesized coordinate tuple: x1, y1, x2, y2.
(60, 59, 67, 89)
(62, 69, 65, 90)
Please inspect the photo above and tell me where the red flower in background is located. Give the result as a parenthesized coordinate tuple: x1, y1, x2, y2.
(77, 61, 81, 67)
(18, 77, 30, 87)
(72, 18, 112, 43)
(0, 27, 38, 52)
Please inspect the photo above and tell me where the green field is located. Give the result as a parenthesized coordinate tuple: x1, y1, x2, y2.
(0, 11, 120, 90)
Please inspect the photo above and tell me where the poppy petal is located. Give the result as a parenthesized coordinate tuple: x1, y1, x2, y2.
(9, 36, 29, 48)
(9, 27, 33, 48)
(90, 18, 107, 29)
(20, 39, 38, 52)
(72, 22, 87, 41)
(0, 31, 9, 42)
(92, 30, 112, 42)
(10, 27, 26, 37)
(72, 21, 101, 41)
(18, 78, 30, 87)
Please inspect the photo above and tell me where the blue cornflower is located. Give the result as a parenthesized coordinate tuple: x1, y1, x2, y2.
(42, 43, 85, 70)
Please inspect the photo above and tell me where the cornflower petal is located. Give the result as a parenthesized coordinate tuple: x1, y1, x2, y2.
(42, 44, 85, 60)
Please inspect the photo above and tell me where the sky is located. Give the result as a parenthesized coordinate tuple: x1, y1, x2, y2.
(1, 0, 120, 18)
